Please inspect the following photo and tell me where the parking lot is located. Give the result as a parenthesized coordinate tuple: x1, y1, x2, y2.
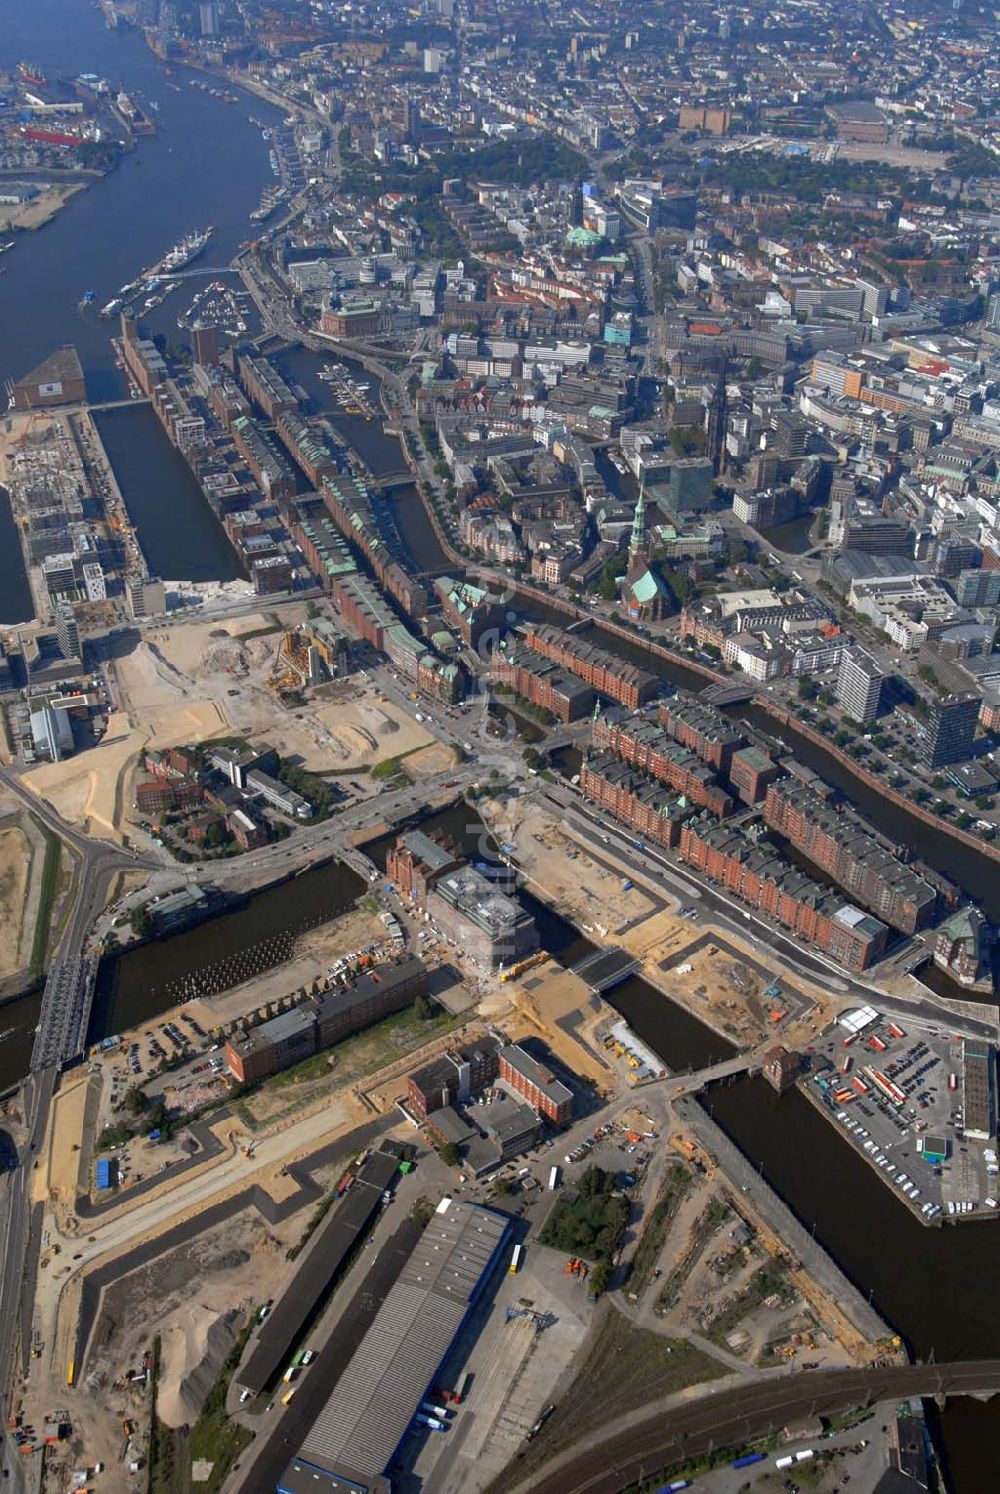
(808, 1011, 998, 1225)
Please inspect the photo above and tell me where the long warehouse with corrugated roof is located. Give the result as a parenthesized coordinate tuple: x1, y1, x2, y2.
(277, 1196, 511, 1494)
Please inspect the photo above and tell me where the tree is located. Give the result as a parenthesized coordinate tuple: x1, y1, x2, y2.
(414, 993, 433, 1022)
(588, 1258, 613, 1296)
(411, 1196, 435, 1228)
(129, 906, 153, 939)
(439, 1142, 461, 1168)
(124, 1086, 146, 1118)
(493, 1177, 512, 1196)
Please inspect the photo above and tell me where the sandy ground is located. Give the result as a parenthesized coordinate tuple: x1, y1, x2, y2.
(405, 741, 457, 777)
(0, 824, 31, 978)
(116, 620, 433, 775)
(40, 1070, 90, 1208)
(0, 182, 85, 232)
(480, 795, 655, 936)
(503, 961, 616, 1092)
(24, 686, 229, 841)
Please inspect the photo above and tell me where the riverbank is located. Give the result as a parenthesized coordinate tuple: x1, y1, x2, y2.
(676, 1095, 896, 1355)
(0, 182, 86, 234)
(763, 699, 1000, 865)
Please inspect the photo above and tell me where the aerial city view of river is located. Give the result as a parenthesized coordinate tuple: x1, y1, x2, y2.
(6, 0, 1000, 1489)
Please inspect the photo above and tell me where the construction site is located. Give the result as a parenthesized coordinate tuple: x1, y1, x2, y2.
(115, 614, 435, 775)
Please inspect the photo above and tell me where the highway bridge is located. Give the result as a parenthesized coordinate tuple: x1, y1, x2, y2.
(509, 1359, 1000, 1494)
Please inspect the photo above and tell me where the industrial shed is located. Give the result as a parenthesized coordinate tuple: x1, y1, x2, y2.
(237, 1148, 401, 1395)
(278, 1197, 510, 1494)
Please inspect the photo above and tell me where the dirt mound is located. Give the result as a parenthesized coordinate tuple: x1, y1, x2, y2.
(159, 1307, 242, 1428)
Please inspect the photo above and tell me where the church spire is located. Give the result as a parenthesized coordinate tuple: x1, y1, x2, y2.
(630, 477, 647, 557)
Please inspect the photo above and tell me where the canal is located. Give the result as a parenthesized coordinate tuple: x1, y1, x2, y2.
(88, 858, 364, 1040)
(508, 593, 1000, 919)
(93, 405, 243, 583)
(0, 485, 34, 626)
(0, 987, 43, 1095)
(707, 1075, 1000, 1493)
(276, 345, 453, 576)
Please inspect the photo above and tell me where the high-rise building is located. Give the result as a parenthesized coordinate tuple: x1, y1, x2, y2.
(919, 693, 980, 769)
(192, 320, 220, 366)
(836, 645, 884, 725)
(199, 1, 219, 35)
(127, 574, 167, 620)
(54, 601, 80, 661)
(952, 569, 1000, 608)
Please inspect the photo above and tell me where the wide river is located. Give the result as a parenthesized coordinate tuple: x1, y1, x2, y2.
(2, 1, 1000, 1485)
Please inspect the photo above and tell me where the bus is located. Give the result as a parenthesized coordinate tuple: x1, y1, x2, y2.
(509, 1243, 524, 1275)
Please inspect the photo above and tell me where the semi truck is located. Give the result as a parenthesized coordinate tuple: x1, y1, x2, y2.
(509, 1243, 524, 1274)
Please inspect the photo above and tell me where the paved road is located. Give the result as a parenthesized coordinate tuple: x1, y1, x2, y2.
(544, 782, 1000, 1043)
(0, 769, 154, 1479)
(511, 1360, 1000, 1494)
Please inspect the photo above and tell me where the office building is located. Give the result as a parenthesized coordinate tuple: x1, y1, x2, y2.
(387, 831, 537, 972)
(407, 1039, 502, 1120)
(498, 1043, 573, 1126)
(763, 1046, 800, 1094)
(127, 574, 166, 619)
(919, 693, 980, 770)
(836, 646, 884, 725)
(54, 601, 80, 661)
(192, 321, 220, 366)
